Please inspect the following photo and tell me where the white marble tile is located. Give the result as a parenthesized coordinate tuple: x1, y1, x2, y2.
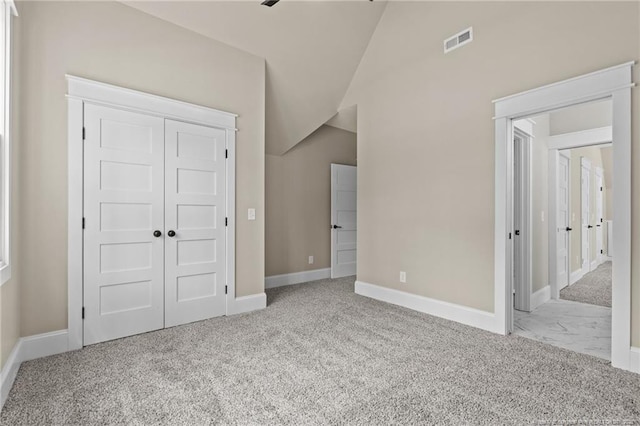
(513, 299, 611, 361)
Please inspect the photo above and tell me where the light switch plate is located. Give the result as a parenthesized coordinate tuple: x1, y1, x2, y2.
(248, 208, 256, 221)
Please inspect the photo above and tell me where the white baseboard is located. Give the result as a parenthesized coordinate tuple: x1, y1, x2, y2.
(605, 255, 613, 262)
(570, 269, 585, 285)
(590, 259, 598, 272)
(0, 339, 21, 411)
(531, 285, 550, 310)
(355, 280, 499, 334)
(21, 330, 69, 362)
(630, 347, 640, 374)
(265, 268, 331, 289)
(227, 293, 267, 315)
(1, 329, 69, 412)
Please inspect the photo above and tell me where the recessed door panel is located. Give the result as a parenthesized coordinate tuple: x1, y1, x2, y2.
(84, 104, 165, 346)
(165, 120, 227, 328)
(331, 164, 357, 278)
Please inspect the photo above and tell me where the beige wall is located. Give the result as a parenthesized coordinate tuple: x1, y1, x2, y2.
(531, 116, 549, 293)
(266, 125, 356, 276)
(549, 99, 612, 135)
(341, 2, 639, 345)
(568, 147, 605, 273)
(16, 1, 265, 337)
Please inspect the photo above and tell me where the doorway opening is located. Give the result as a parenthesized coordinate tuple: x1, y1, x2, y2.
(492, 62, 634, 371)
(510, 99, 613, 360)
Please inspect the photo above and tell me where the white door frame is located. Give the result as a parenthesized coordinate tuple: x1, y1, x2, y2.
(493, 62, 634, 371)
(512, 125, 532, 312)
(67, 76, 238, 351)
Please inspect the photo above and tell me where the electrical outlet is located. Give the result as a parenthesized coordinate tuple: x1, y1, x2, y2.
(308, 256, 314, 265)
(541, 211, 545, 222)
(248, 208, 256, 221)
(400, 271, 407, 283)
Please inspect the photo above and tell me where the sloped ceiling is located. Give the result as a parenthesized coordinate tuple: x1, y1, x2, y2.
(123, 1, 386, 155)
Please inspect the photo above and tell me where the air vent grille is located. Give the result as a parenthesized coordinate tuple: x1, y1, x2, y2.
(444, 27, 473, 54)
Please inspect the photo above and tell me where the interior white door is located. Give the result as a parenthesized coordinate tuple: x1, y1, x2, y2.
(331, 164, 357, 278)
(164, 120, 227, 327)
(83, 104, 165, 345)
(595, 167, 604, 265)
(513, 133, 531, 311)
(556, 152, 571, 290)
(581, 158, 591, 273)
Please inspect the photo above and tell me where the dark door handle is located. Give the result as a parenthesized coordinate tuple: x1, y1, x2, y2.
(153, 230, 162, 237)
(167, 230, 176, 237)
(332, 225, 342, 229)
(566, 227, 572, 232)
(596, 225, 601, 227)
(514, 230, 520, 236)
(588, 225, 593, 229)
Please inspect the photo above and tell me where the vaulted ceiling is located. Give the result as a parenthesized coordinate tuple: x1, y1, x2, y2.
(123, 1, 386, 155)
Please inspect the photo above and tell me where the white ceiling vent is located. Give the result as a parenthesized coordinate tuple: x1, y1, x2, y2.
(444, 27, 473, 54)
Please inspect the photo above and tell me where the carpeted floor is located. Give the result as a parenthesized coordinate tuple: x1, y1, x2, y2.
(560, 261, 612, 307)
(2, 276, 639, 424)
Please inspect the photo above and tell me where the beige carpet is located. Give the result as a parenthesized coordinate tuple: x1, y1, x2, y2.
(1, 276, 639, 424)
(561, 261, 612, 307)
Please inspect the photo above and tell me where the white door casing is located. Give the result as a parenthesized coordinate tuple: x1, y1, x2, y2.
(331, 164, 357, 278)
(595, 167, 604, 264)
(83, 104, 165, 345)
(581, 157, 591, 273)
(164, 120, 227, 327)
(556, 152, 571, 290)
(494, 62, 633, 371)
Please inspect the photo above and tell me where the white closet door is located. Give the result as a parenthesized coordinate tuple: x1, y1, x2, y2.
(556, 153, 571, 290)
(331, 164, 357, 278)
(83, 104, 165, 345)
(164, 120, 227, 327)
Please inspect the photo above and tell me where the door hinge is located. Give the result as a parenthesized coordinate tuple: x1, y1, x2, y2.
(82, 127, 86, 140)
(225, 285, 228, 295)
(601, 249, 604, 254)
(82, 217, 85, 229)
(225, 217, 228, 227)
(225, 149, 228, 159)
(600, 187, 603, 191)
(82, 307, 85, 319)
(509, 232, 512, 240)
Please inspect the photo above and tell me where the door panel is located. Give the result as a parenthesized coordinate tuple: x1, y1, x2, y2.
(581, 159, 591, 273)
(557, 153, 570, 289)
(595, 168, 604, 264)
(83, 104, 165, 345)
(164, 120, 227, 328)
(331, 164, 357, 278)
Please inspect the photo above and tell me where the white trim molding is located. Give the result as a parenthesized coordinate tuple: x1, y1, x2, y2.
(226, 293, 267, 316)
(1, 329, 69, 411)
(547, 126, 612, 150)
(530, 285, 551, 311)
(265, 268, 331, 289)
(570, 268, 585, 286)
(67, 76, 241, 351)
(630, 347, 640, 374)
(355, 281, 500, 334)
(493, 62, 634, 372)
(0, 339, 20, 410)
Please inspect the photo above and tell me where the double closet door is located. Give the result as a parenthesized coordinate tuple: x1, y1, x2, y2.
(83, 104, 227, 345)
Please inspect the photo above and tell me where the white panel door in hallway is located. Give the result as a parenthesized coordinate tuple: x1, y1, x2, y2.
(331, 164, 357, 278)
(595, 167, 604, 265)
(83, 104, 165, 345)
(581, 158, 591, 273)
(164, 120, 227, 327)
(557, 152, 571, 290)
